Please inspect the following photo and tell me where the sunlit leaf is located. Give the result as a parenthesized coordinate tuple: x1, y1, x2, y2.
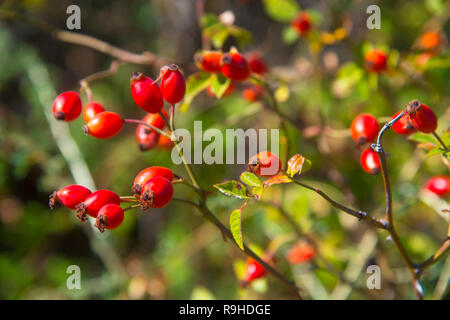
(240, 172, 262, 187)
(210, 73, 231, 99)
(408, 132, 437, 145)
(180, 72, 211, 112)
(230, 209, 244, 250)
(213, 180, 251, 199)
(262, 0, 300, 23)
(286, 154, 311, 177)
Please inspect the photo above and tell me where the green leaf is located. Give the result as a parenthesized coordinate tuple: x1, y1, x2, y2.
(203, 23, 230, 49)
(230, 209, 244, 250)
(262, 174, 292, 188)
(286, 154, 311, 177)
(251, 186, 263, 200)
(200, 14, 219, 29)
(408, 132, 437, 145)
(240, 172, 262, 187)
(282, 26, 299, 44)
(230, 26, 253, 48)
(213, 180, 251, 199)
(426, 147, 443, 157)
(180, 72, 211, 112)
(210, 73, 231, 99)
(262, 0, 300, 22)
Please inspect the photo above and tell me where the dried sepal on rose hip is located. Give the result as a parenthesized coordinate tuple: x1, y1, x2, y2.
(404, 100, 437, 133)
(195, 51, 222, 73)
(95, 204, 124, 233)
(248, 151, 282, 177)
(139, 176, 174, 209)
(130, 72, 164, 113)
(132, 166, 174, 198)
(49, 185, 92, 210)
(160, 64, 186, 104)
(220, 47, 250, 81)
(350, 113, 380, 147)
(360, 148, 380, 175)
(75, 189, 121, 221)
(52, 91, 82, 122)
(82, 102, 105, 123)
(83, 111, 123, 139)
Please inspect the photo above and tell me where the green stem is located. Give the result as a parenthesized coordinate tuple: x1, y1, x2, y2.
(432, 131, 449, 152)
(124, 119, 174, 140)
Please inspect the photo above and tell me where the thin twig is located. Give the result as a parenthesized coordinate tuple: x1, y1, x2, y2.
(432, 131, 449, 152)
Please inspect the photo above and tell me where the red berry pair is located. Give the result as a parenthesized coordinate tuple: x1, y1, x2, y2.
(75, 189, 121, 222)
(132, 166, 175, 197)
(350, 113, 380, 146)
(404, 100, 437, 134)
(248, 151, 282, 177)
(132, 166, 175, 209)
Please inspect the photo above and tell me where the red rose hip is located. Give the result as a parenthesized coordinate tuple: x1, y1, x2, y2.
(49, 185, 92, 210)
(246, 52, 268, 75)
(95, 204, 124, 233)
(130, 72, 164, 113)
(83, 102, 105, 123)
(132, 166, 174, 197)
(405, 100, 437, 133)
(160, 65, 186, 104)
(76, 189, 121, 221)
(350, 114, 380, 146)
(291, 12, 312, 36)
(52, 91, 82, 121)
(195, 51, 222, 73)
(365, 49, 387, 73)
(287, 241, 316, 265)
(83, 111, 123, 139)
(248, 151, 282, 177)
(391, 111, 416, 136)
(425, 176, 450, 197)
(220, 49, 250, 81)
(243, 258, 267, 283)
(140, 176, 174, 209)
(360, 148, 381, 174)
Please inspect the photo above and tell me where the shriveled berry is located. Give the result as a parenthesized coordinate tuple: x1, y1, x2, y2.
(360, 148, 380, 175)
(132, 166, 174, 197)
(365, 49, 387, 73)
(83, 102, 105, 123)
(350, 114, 380, 146)
(220, 49, 250, 81)
(195, 51, 222, 73)
(391, 111, 416, 136)
(83, 111, 123, 139)
(424, 176, 450, 197)
(405, 100, 437, 133)
(140, 176, 174, 209)
(52, 91, 82, 121)
(160, 65, 186, 104)
(287, 242, 316, 265)
(248, 151, 282, 177)
(49, 185, 91, 210)
(130, 72, 164, 113)
(76, 189, 120, 221)
(243, 258, 267, 283)
(95, 204, 124, 233)
(242, 85, 263, 102)
(246, 52, 268, 75)
(291, 12, 312, 36)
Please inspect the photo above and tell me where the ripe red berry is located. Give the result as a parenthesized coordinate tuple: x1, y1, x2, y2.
(424, 176, 450, 197)
(135, 111, 168, 151)
(195, 51, 222, 73)
(360, 148, 380, 174)
(130, 72, 164, 113)
(206, 82, 235, 98)
(83, 111, 123, 139)
(419, 31, 442, 51)
(287, 242, 316, 265)
(158, 131, 175, 150)
(242, 85, 263, 102)
(76, 189, 121, 221)
(160, 65, 186, 104)
(291, 12, 312, 36)
(391, 111, 416, 136)
(49, 185, 91, 210)
(243, 258, 267, 283)
(246, 52, 268, 75)
(364, 49, 387, 73)
(248, 151, 282, 177)
(83, 102, 105, 123)
(95, 204, 124, 233)
(140, 176, 174, 209)
(405, 100, 437, 133)
(132, 166, 174, 197)
(52, 91, 82, 121)
(350, 114, 380, 146)
(220, 49, 250, 81)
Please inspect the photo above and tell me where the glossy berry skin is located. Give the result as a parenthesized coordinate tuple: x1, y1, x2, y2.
(391, 111, 416, 136)
(242, 85, 263, 102)
(83, 111, 123, 139)
(132, 166, 174, 197)
(160, 65, 186, 104)
(287, 242, 316, 265)
(350, 114, 380, 145)
(405, 100, 437, 133)
(158, 131, 174, 150)
(291, 12, 312, 36)
(49, 185, 91, 210)
(364, 49, 387, 73)
(360, 148, 380, 175)
(83, 102, 105, 123)
(424, 176, 450, 197)
(140, 176, 174, 209)
(195, 51, 222, 73)
(52, 91, 82, 121)
(221, 50, 250, 81)
(246, 52, 268, 75)
(76, 189, 121, 221)
(248, 151, 282, 177)
(95, 204, 124, 233)
(243, 258, 267, 283)
(130, 72, 164, 113)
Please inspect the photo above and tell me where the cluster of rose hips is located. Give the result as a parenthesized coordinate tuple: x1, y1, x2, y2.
(195, 48, 267, 101)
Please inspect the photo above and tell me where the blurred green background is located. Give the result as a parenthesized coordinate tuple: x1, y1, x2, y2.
(0, 0, 448, 299)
